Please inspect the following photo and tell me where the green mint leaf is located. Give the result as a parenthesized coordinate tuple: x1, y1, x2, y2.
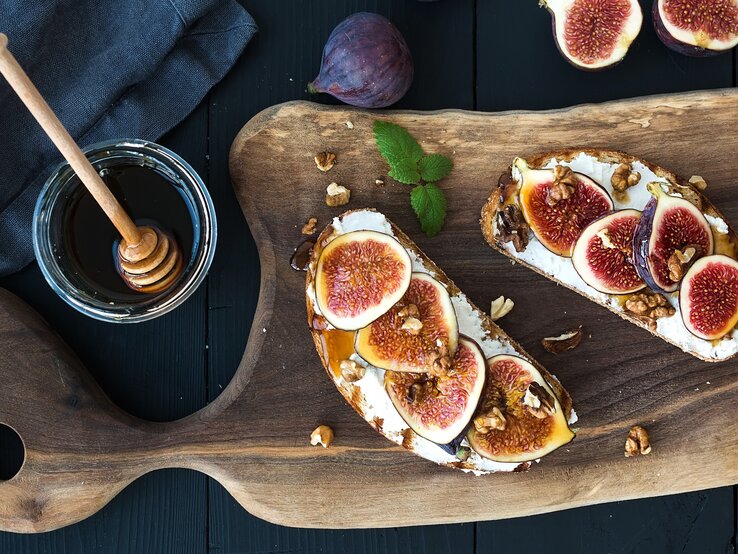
(388, 157, 421, 184)
(418, 154, 453, 183)
(373, 120, 424, 167)
(410, 183, 447, 237)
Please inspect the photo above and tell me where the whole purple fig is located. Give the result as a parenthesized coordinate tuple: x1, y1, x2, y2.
(307, 12, 413, 109)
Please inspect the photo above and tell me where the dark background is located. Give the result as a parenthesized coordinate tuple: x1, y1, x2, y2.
(1, 0, 736, 552)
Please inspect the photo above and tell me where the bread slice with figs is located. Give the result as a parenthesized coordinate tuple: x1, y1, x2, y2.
(480, 149, 738, 362)
(305, 209, 576, 474)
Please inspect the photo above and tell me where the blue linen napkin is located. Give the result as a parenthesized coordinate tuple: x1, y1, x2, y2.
(0, 0, 257, 276)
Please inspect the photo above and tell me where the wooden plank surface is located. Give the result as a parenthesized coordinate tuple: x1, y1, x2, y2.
(1, 0, 736, 551)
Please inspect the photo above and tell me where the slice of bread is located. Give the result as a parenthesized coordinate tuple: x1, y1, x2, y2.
(305, 209, 575, 474)
(481, 149, 738, 362)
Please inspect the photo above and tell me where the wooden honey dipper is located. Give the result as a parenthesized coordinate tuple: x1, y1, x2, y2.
(0, 34, 182, 294)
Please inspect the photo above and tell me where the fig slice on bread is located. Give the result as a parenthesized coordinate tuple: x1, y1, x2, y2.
(307, 209, 576, 473)
(481, 150, 738, 362)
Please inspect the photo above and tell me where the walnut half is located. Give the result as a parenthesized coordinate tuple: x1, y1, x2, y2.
(624, 292, 676, 330)
(611, 163, 641, 193)
(546, 166, 578, 206)
(625, 425, 652, 457)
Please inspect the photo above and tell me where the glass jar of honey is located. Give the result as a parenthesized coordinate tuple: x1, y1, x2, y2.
(33, 139, 217, 323)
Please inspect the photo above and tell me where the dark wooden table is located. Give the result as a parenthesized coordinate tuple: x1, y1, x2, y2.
(1, 1, 736, 552)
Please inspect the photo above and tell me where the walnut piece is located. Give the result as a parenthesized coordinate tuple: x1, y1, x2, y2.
(340, 359, 365, 382)
(546, 165, 578, 207)
(429, 339, 452, 376)
(473, 407, 507, 433)
(314, 151, 336, 172)
(301, 217, 318, 235)
(495, 204, 530, 252)
(325, 182, 351, 207)
(624, 292, 676, 330)
(401, 317, 423, 335)
(541, 328, 583, 354)
(310, 425, 334, 448)
(490, 296, 514, 321)
(611, 163, 641, 193)
(624, 425, 652, 457)
(596, 229, 617, 249)
(688, 175, 708, 191)
(345, 120, 354, 129)
(375, 178, 385, 187)
(667, 246, 699, 282)
(522, 382, 556, 419)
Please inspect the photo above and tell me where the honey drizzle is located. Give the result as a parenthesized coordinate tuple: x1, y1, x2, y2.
(321, 329, 357, 377)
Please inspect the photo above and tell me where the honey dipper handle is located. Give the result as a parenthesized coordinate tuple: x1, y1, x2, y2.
(0, 34, 141, 246)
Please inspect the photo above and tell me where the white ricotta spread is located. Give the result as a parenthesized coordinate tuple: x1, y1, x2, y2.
(502, 152, 737, 361)
(321, 210, 576, 475)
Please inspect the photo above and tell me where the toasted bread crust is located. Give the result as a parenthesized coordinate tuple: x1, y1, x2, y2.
(481, 150, 738, 363)
(306, 210, 573, 468)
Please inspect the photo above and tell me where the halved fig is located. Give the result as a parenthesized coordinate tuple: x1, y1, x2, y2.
(680, 254, 738, 340)
(355, 272, 458, 373)
(654, 0, 738, 56)
(315, 230, 411, 330)
(541, 0, 643, 70)
(385, 336, 485, 445)
(572, 210, 646, 294)
(633, 182, 713, 293)
(515, 158, 614, 257)
(467, 355, 575, 463)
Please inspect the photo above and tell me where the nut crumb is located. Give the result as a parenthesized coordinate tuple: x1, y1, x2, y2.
(542, 328, 583, 354)
(314, 151, 336, 172)
(522, 382, 556, 419)
(310, 425, 334, 448)
(490, 296, 514, 321)
(345, 120, 354, 129)
(596, 229, 617, 249)
(624, 425, 651, 457)
(667, 245, 700, 282)
(397, 304, 419, 319)
(301, 217, 318, 235)
(474, 407, 506, 433)
(611, 163, 641, 193)
(325, 182, 351, 207)
(375, 178, 385, 186)
(689, 175, 707, 191)
(340, 359, 365, 382)
(624, 292, 675, 330)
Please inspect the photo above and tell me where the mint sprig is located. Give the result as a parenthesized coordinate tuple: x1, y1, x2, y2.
(373, 121, 452, 237)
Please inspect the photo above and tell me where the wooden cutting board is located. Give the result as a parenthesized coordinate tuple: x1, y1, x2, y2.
(2, 91, 738, 533)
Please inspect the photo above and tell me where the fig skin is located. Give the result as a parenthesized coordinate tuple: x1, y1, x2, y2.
(315, 230, 412, 331)
(355, 272, 459, 373)
(308, 12, 414, 109)
(632, 183, 713, 293)
(680, 254, 738, 340)
(515, 158, 614, 257)
(572, 210, 646, 295)
(467, 355, 574, 464)
(541, 0, 643, 70)
(385, 336, 486, 445)
(653, 0, 738, 56)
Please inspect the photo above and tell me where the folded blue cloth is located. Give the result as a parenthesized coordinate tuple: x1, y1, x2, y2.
(0, 0, 256, 276)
